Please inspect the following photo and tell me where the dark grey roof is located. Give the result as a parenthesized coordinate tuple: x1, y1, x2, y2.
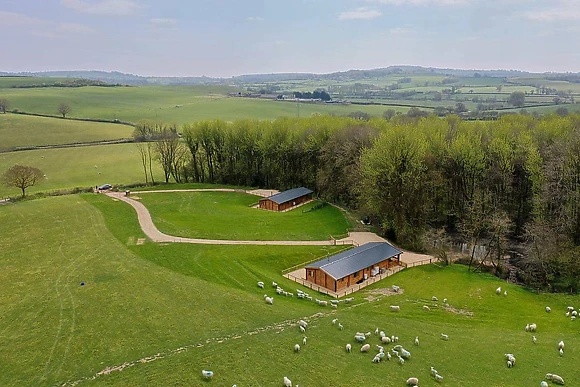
(261, 187, 313, 205)
(305, 242, 402, 280)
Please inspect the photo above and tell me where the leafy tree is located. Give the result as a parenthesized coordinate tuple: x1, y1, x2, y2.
(508, 91, 526, 108)
(58, 103, 71, 118)
(382, 109, 397, 120)
(0, 98, 8, 113)
(2, 165, 44, 197)
(556, 107, 569, 117)
(347, 111, 371, 120)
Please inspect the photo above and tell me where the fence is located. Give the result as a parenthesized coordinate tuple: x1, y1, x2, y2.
(284, 264, 406, 298)
(405, 257, 440, 268)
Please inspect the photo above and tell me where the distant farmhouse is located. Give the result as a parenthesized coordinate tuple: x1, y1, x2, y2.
(259, 187, 313, 212)
(305, 242, 403, 293)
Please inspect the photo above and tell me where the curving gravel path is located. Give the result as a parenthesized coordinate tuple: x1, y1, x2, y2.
(104, 190, 340, 246)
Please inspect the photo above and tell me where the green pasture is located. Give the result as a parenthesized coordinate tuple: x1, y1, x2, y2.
(0, 113, 133, 150)
(0, 143, 163, 197)
(0, 76, 72, 88)
(1, 85, 394, 124)
(2, 193, 580, 386)
(135, 191, 351, 240)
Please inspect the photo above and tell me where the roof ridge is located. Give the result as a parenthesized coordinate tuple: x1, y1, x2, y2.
(318, 242, 382, 270)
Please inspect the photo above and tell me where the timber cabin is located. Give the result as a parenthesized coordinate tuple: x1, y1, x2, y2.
(305, 242, 403, 292)
(258, 187, 313, 212)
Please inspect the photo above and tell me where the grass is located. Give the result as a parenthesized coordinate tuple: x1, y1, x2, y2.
(0, 113, 133, 150)
(135, 191, 351, 240)
(2, 192, 580, 386)
(1, 85, 400, 124)
(0, 143, 163, 197)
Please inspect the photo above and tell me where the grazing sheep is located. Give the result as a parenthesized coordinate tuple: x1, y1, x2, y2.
(387, 352, 392, 361)
(390, 305, 401, 312)
(338, 323, 344, 331)
(400, 348, 411, 359)
(355, 335, 366, 343)
(332, 318, 338, 325)
(372, 355, 381, 363)
(276, 288, 283, 295)
(434, 374, 443, 382)
(414, 337, 419, 346)
(541, 381, 548, 387)
(391, 335, 396, 342)
(507, 360, 513, 368)
(505, 354, 516, 365)
(546, 306, 551, 313)
(504, 290, 508, 296)
(298, 320, 308, 328)
(272, 282, 277, 287)
(565, 312, 570, 317)
(545, 373, 565, 385)
(423, 305, 430, 311)
(330, 300, 339, 305)
(398, 356, 405, 365)
(202, 370, 214, 379)
(496, 286, 502, 294)
(365, 332, 372, 337)
(361, 344, 371, 352)
(379, 330, 386, 338)
(257, 281, 264, 288)
(530, 323, 537, 332)
(432, 296, 438, 301)
(375, 328, 379, 335)
(346, 343, 352, 352)
(558, 340, 565, 349)
(283, 376, 292, 387)
(567, 306, 574, 312)
(406, 377, 418, 385)
(573, 310, 578, 317)
(441, 333, 449, 340)
(331, 303, 337, 309)
(559, 348, 564, 357)
(264, 295, 274, 305)
(525, 324, 530, 332)
(572, 315, 576, 321)
(299, 326, 306, 333)
(303, 336, 307, 345)
(294, 344, 300, 352)
(317, 300, 328, 307)
(377, 345, 384, 353)
(392, 285, 400, 292)
(430, 366, 438, 376)
(381, 336, 391, 344)
(395, 336, 399, 342)
(443, 298, 448, 304)
(533, 336, 537, 344)
(345, 297, 354, 303)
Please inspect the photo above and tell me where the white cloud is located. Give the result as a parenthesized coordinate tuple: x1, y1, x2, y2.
(150, 18, 178, 28)
(0, 11, 46, 27)
(366, 0, 471, 5)
(61, 0, 143, 15)
(339, 7, 382, 20)
(0, 11, 94, 37)
(246, 16, 264, 21)
(57, 23, 95, 34)
(524, 7, 580, 22)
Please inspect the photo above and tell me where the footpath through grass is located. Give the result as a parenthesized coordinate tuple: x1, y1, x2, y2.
(136, 191, 351, 240)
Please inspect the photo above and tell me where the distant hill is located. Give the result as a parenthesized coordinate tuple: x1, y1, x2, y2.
(1, 66, 577, 86)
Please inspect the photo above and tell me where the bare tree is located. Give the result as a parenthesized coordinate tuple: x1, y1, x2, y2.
(154, 125, 187, 183)
(0, 98, 8, 114)
(58, 103, 71, 118)
(133, 120, 158, 184)
(2, 165, 44, 197)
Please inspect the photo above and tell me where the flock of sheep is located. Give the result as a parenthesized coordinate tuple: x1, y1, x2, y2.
(202, 281, 572, 385)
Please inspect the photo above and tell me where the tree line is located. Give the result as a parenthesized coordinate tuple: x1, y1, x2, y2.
(136, 113, 580, 292)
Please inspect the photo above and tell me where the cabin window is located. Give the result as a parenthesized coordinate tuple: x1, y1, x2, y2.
(354, 271, 359, 277)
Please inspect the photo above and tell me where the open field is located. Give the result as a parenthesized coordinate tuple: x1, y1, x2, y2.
(0, 113, 133, 150)
(0, 143, 163, 197)
(137, 191, 351, 240)
(1, 85, 398, 124)
(1, 193, 579, 386)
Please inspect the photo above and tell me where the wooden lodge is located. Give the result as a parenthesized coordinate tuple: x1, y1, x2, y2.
(305, 242, 403, 293)
(258, 187, 313, 212)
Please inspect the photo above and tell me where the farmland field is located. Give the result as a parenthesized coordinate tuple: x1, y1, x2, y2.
(0, 114, 133, 150)
(1, 193, 579, 386)
(137, 191, 352, 240)
(0, 143, 163, 197)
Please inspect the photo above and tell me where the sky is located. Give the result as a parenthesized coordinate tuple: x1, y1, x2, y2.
(1, 0, 579, 77)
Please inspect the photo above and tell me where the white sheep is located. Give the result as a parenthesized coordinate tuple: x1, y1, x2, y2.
(423, 305, 430, 311)
(507, 360, 513, 368)
(391, 335, 395, 342)
(332, 318, 338, 325)
(355, 335, 366, 343)
(294, 344, 300, 352)
(503, 290, 507, 296)
(441, 333, 449, 340)
(381, 336, 391, 344)
(392, 285, 400, 292)
(541, 382, 548, 387)
(338, 323, 344, 331)
(529, 323, 537, 332)
(546, 373, 565, 385)
(558, 340, 565, 349)
(298, 320, 308, 328)
(546, 306, 551, 313)
(573, 310, 578, 317)
(299, 326, 306, 333)
(272, 281, 277, 287)
(496, 286, 502, 294)
(567, 306, 574, 312)
(375, 328, 379, 335)
(559, 348, 564, 357)
(330, 300, 339, 305)
(302, 336, 307, 345)
(365, 331, 372, 337)
(345, 297, 354, 303)
(430, 366, 438, 376)
(331, 303, 337, 309)
(432, 296, 438, 301)
(394, 336, 399, 342)
(406, 377, 418, 385)
(202, 370, 214, 379)
(525, 324, 530, 332)
(443, 298, 448, 304)
(345, 343, 351, 352)
(264, 295, 273, 305)
(386, 352, 392, 361)
(390, 305, 401, 312)
(565, 311, 570, 317)
(257, 281, 264, 288)
(572, 315, 576, 320)
(533, 336, 537, 344)
(434, 374, 443, 382)
(361, 344, 371, 352)
(372, 355, 381, 363)
(318, 300, 328, 306)
(283, 376, 292, 387)
(398, 356, 405, 365)
(400, 348, 411, 359)
(379, 330, 386, 338)
(414, 337, 419, 346)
